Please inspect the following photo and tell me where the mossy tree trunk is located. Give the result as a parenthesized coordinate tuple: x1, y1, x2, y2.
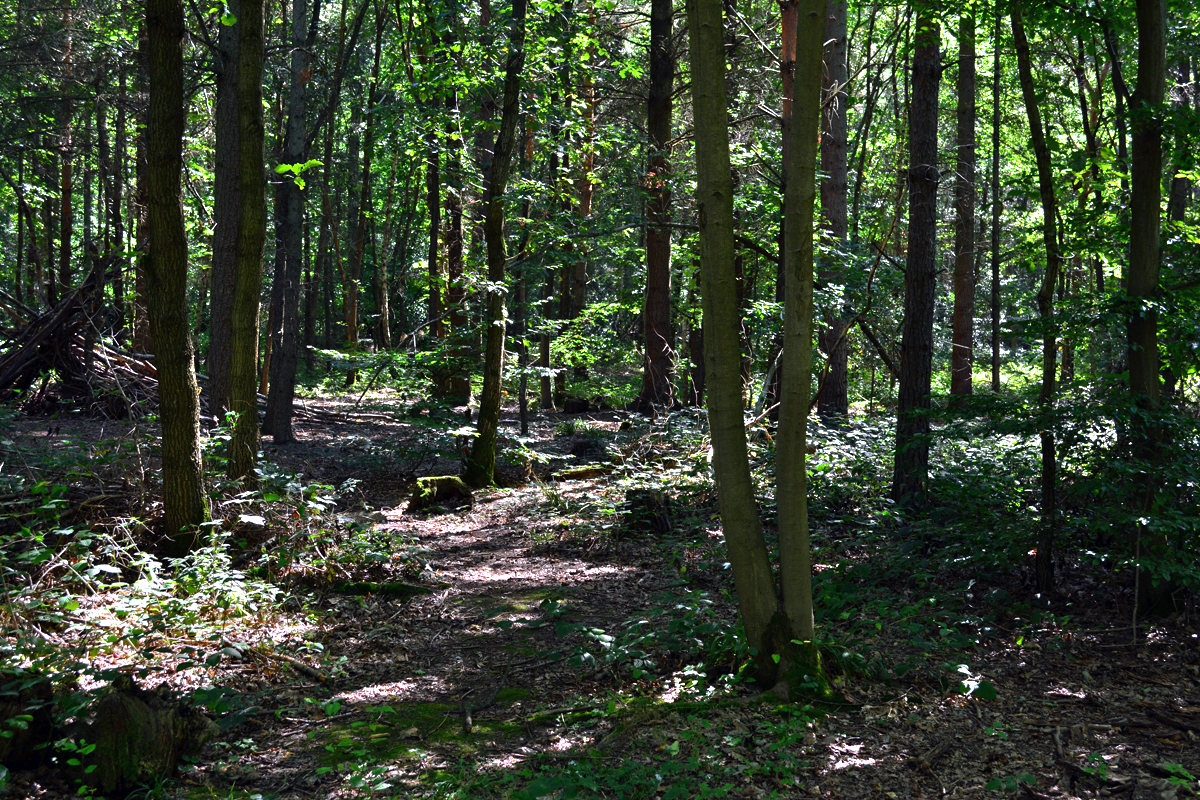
(145, 0, 210, 553)
(464, 0, 526, 488)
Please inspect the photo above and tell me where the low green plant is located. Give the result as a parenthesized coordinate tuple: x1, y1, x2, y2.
(1081, 752, 1111, 781)
(985, 774, 1036, 792)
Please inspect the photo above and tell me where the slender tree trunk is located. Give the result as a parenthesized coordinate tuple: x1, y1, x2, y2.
(990, 12, 1002, 392)
(777, 0, 828, 685)
(892, 3, 939, 504)
(1012, 3, 1061, 591)
(1166, 57, 1191, 224)
(951, 11, 976, 403)
(145, 0, 210, 552)
(208, 2, 240, 423)
(131, 23, 151, 354)
(263, 0, 321, 443)
(1127, 0, 1167, 613)
(226, 0, 266, 478)
(114, 64, 127, 343)
(816, 0, 849, 421)
(464, 0, 526, 488)
(686, 0, 778, 684)
(446, 82, 470, 404)
(636, 0, 675, 411)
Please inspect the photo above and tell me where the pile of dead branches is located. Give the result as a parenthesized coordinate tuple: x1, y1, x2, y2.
(0, 270, 159, 418)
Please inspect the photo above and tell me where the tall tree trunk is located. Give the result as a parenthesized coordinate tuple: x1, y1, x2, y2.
(145, 0, 210, 552)
(264, 0, 321, 443)
(990, 12, 1001, 392)
(446, 81, 470, 404)
(951, 10, 976, 403)
(892, 3, 939, 504)
(1166, 57, 1191, 224)
(227, 0, 267, 478)
(464, 0, 526, 488)
(686, 0, 777, 685)
(636, 0, 675, 411)
(816, 0, 849, 421)
(776, 0, 829, 690)
(131, 22, 151, 354)
(1128, 0, 1167, 614)
(1012, 3, 1061, 592)
(114, 64, 127, 343)
(208, 2, 241, 424)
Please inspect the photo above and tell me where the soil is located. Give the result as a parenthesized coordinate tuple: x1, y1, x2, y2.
(3, 394, 1198, 800)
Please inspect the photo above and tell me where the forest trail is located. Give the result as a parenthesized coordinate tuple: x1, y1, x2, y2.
(5, 408, 1200, 800)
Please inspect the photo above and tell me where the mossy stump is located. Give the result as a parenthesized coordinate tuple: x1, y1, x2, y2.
(621, 488, 674, 537)
(83, 676, 218, 794)
(552, 465, 613, 482)
(408, 476, 473, 513)
(0, 669, 53, 769)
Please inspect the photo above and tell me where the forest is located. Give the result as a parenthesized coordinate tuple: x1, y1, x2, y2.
(0, 0, 1198, 794)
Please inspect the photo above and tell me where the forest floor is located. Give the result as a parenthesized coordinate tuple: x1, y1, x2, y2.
(3, 390, 1199, 800)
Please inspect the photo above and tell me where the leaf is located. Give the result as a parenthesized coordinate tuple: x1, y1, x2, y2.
(221, 12, 236, 24)
(973, 680, 998, 700)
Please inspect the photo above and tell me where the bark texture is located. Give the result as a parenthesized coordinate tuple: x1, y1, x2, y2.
(1012, 3, 1061, 591)
(951, 11, 975, 402)
(464, 0, 526, 488)
(636, 0, 676, 411)
(892, 4, 939, 503)
(145, 0, 210, 552)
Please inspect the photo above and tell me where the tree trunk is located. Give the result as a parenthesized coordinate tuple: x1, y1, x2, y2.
(264, 0, 321, 444)
(145, 0, 210, 553)
(226, 0, 266, 479)
(464, 0, 526, 488)
(1127, 0, 1167, 614)
(1012, 3, 1061, 592)
(686, 0, 778, 684)
(636, 0, 675, 411)
(892, 3, 939, 504)
(951, 10, 975, 403)
(1166, 57, 1190, 224)
(776, 0, 829, 690)
(816, 0, 849, 421)
(990, 13, 1002, 393)
(208, 2, 241, 425)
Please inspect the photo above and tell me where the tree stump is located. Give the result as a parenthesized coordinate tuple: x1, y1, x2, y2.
(407, 476, 473, 513)
(621, 488, 674, 537)
(82, 676, 218, 794)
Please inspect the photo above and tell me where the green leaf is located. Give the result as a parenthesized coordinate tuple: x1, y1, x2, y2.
(973, 680, 998, 700)
(221, 12, 236, 24)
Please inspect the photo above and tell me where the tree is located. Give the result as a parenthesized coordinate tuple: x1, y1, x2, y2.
(145, 0, 210, 553)
(635, 0, 676, 412)
(1011, 2, 1061, 591)
(463, 0, 526, 489)
(951, 10, 975, 403)
(686, 0, 827, 694)
(816, 0, 849, 421)
(1127, 0, 1168, 613)
(263, 0, 322, 444)
(892, 2, 939, 504)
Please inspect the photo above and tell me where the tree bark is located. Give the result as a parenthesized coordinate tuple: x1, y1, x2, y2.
(463, 0, 526, 488)
(208, 0, 241, 426)
(990, 12, 1002, 393)
(264, 0, 322, 443)
(686, 0, 778, 685)
(816, 0, 849, 421)
(636, 0, 675, 411)
(1012, 3, 1061, 591)
(777, 0, 828, 678)
(951, 11, 975, 403)
(1127, 0, 1167, 613)
(892, 3, 939, 504)
(145, 0, 210, 552)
